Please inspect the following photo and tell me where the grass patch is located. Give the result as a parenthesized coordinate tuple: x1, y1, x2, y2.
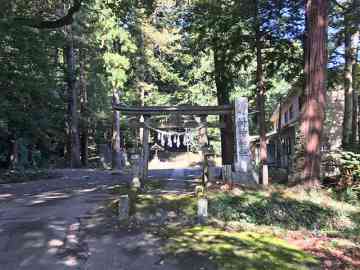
(136, 193, 197, 216)
(209, 187, 358, 233)
(0, 169, 58, 184)
(107, 184, 197, 218)
(107, 184, 131, 195)
(106, 182, 359, 269)
(143, 180, 164, 191)
(165, 226, 319, 270)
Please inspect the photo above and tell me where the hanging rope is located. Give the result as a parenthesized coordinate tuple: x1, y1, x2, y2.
(143, 121, 202, 147)
(143, 121, 205, 136)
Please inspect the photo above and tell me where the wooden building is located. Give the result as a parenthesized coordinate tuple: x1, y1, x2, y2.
(251, 84, 345, 172)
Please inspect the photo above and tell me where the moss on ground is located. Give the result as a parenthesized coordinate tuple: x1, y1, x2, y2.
(107, 184, 197, 218)
(107, 184, 130, 195)
(165, 226, 319, 270)
(209, 187, 359, 233)
(143, 180, 164, 191)
(136, 193, 197, 216)
(107, 182, 359, 269)
(0, 169, 58, 184)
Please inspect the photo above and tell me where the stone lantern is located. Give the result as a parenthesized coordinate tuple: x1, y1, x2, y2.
(151, 143, 164, 161)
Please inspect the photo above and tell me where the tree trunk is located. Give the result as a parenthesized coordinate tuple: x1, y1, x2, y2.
(351, 31, 359, 145)
(112, 89, 123, 170)
(65, 27, 81, 168)
(254, 0, 268, 185)
(276, 97, 282, 167)
(28, 143, 34, 167)
(214, 46, 234, 165)
(139, 88, 145, 144)
(357, 59, 360, 143)
(342, 18, 355, 148)
(79, 48, 89, 167)
(10, 137, 19, 169)
(136, 26, 146, 146)
(300, 0, 328, 186)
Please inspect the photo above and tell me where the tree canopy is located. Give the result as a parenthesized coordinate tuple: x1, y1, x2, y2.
(0, 0, 359, 186)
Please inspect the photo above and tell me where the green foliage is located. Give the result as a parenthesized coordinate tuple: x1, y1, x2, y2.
(336, 187, 360, 205)
(209, 190, 351, 231)
(324, 150, 360, 204)
(0, 13, 66, 168)
(1, 0, 357, 173)
(166, 227, 319, 270)
(338, 151, 360, 179)
(0, 169, 58, 184)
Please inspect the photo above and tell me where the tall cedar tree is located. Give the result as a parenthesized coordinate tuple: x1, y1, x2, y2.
(301, 0, 328, 186)
(334, 0, 360, 147)
(79, 48, 89, 167)
(65, 26, 82, 168)
(254, 0, 268, 185)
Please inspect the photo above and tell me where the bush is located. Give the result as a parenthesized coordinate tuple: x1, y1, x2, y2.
(323, 150, 360, 203)
(209, 191, 339, 230)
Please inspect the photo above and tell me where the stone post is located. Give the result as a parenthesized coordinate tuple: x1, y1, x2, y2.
(198, 115, 208, 147)
(118, 195, 130, 221)
(129, 151, 141, 189)
(197, 198, 208, 224)
(234, 97, 258, 183)
(142, 115, 150, 181)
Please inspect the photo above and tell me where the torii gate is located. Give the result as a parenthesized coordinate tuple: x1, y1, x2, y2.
(113, 97, 255, 183)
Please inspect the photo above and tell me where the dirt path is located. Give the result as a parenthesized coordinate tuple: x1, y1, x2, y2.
(0, 168, 202, 270)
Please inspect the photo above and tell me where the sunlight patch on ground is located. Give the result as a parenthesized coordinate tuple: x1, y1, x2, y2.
(0, 193, 13, 200)
(75, 187, 98, 194)
(48, 239, 64, 247)
(165, 226, 319, 270)
(28, 192, 71, 205)
(60, 255, 79, 267)
(149, 152, 204, 169)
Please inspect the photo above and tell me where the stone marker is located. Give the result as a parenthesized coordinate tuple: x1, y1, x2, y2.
(222, 164, 232, 183)
(234, 97, 258, 183)
(129, 152, 141, 188)
(99, 143, 112, 169)
(197, 198, 208, 224)
(118, 195, 130, 221)
(131, 164, 141, 189)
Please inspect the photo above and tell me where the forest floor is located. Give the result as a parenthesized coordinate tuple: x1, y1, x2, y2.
(0, 165, 359, 269)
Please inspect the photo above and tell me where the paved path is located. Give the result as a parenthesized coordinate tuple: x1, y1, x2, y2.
(0, 168, 202, 270)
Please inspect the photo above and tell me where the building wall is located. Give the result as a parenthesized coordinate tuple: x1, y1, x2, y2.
(266, 85, 345, 180)
(271, 95, 300, 131)
(271, 87, 344, 150)
(323, 86, 344, 150)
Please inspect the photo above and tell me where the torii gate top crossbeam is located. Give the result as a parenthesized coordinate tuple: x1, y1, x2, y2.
(113, 105, 233, 116)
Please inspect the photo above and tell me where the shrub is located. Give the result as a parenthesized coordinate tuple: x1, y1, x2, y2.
(323, 150, 360, 203)
(209, 191, 340, 230)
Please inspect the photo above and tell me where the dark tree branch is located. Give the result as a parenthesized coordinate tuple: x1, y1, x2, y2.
(331, 0, 347, 10)
(15, 0, 83, 29)
(330, 0, 352, 13)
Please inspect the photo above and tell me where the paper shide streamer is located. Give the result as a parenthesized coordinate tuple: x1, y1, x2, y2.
(145, 123, 201, 149)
